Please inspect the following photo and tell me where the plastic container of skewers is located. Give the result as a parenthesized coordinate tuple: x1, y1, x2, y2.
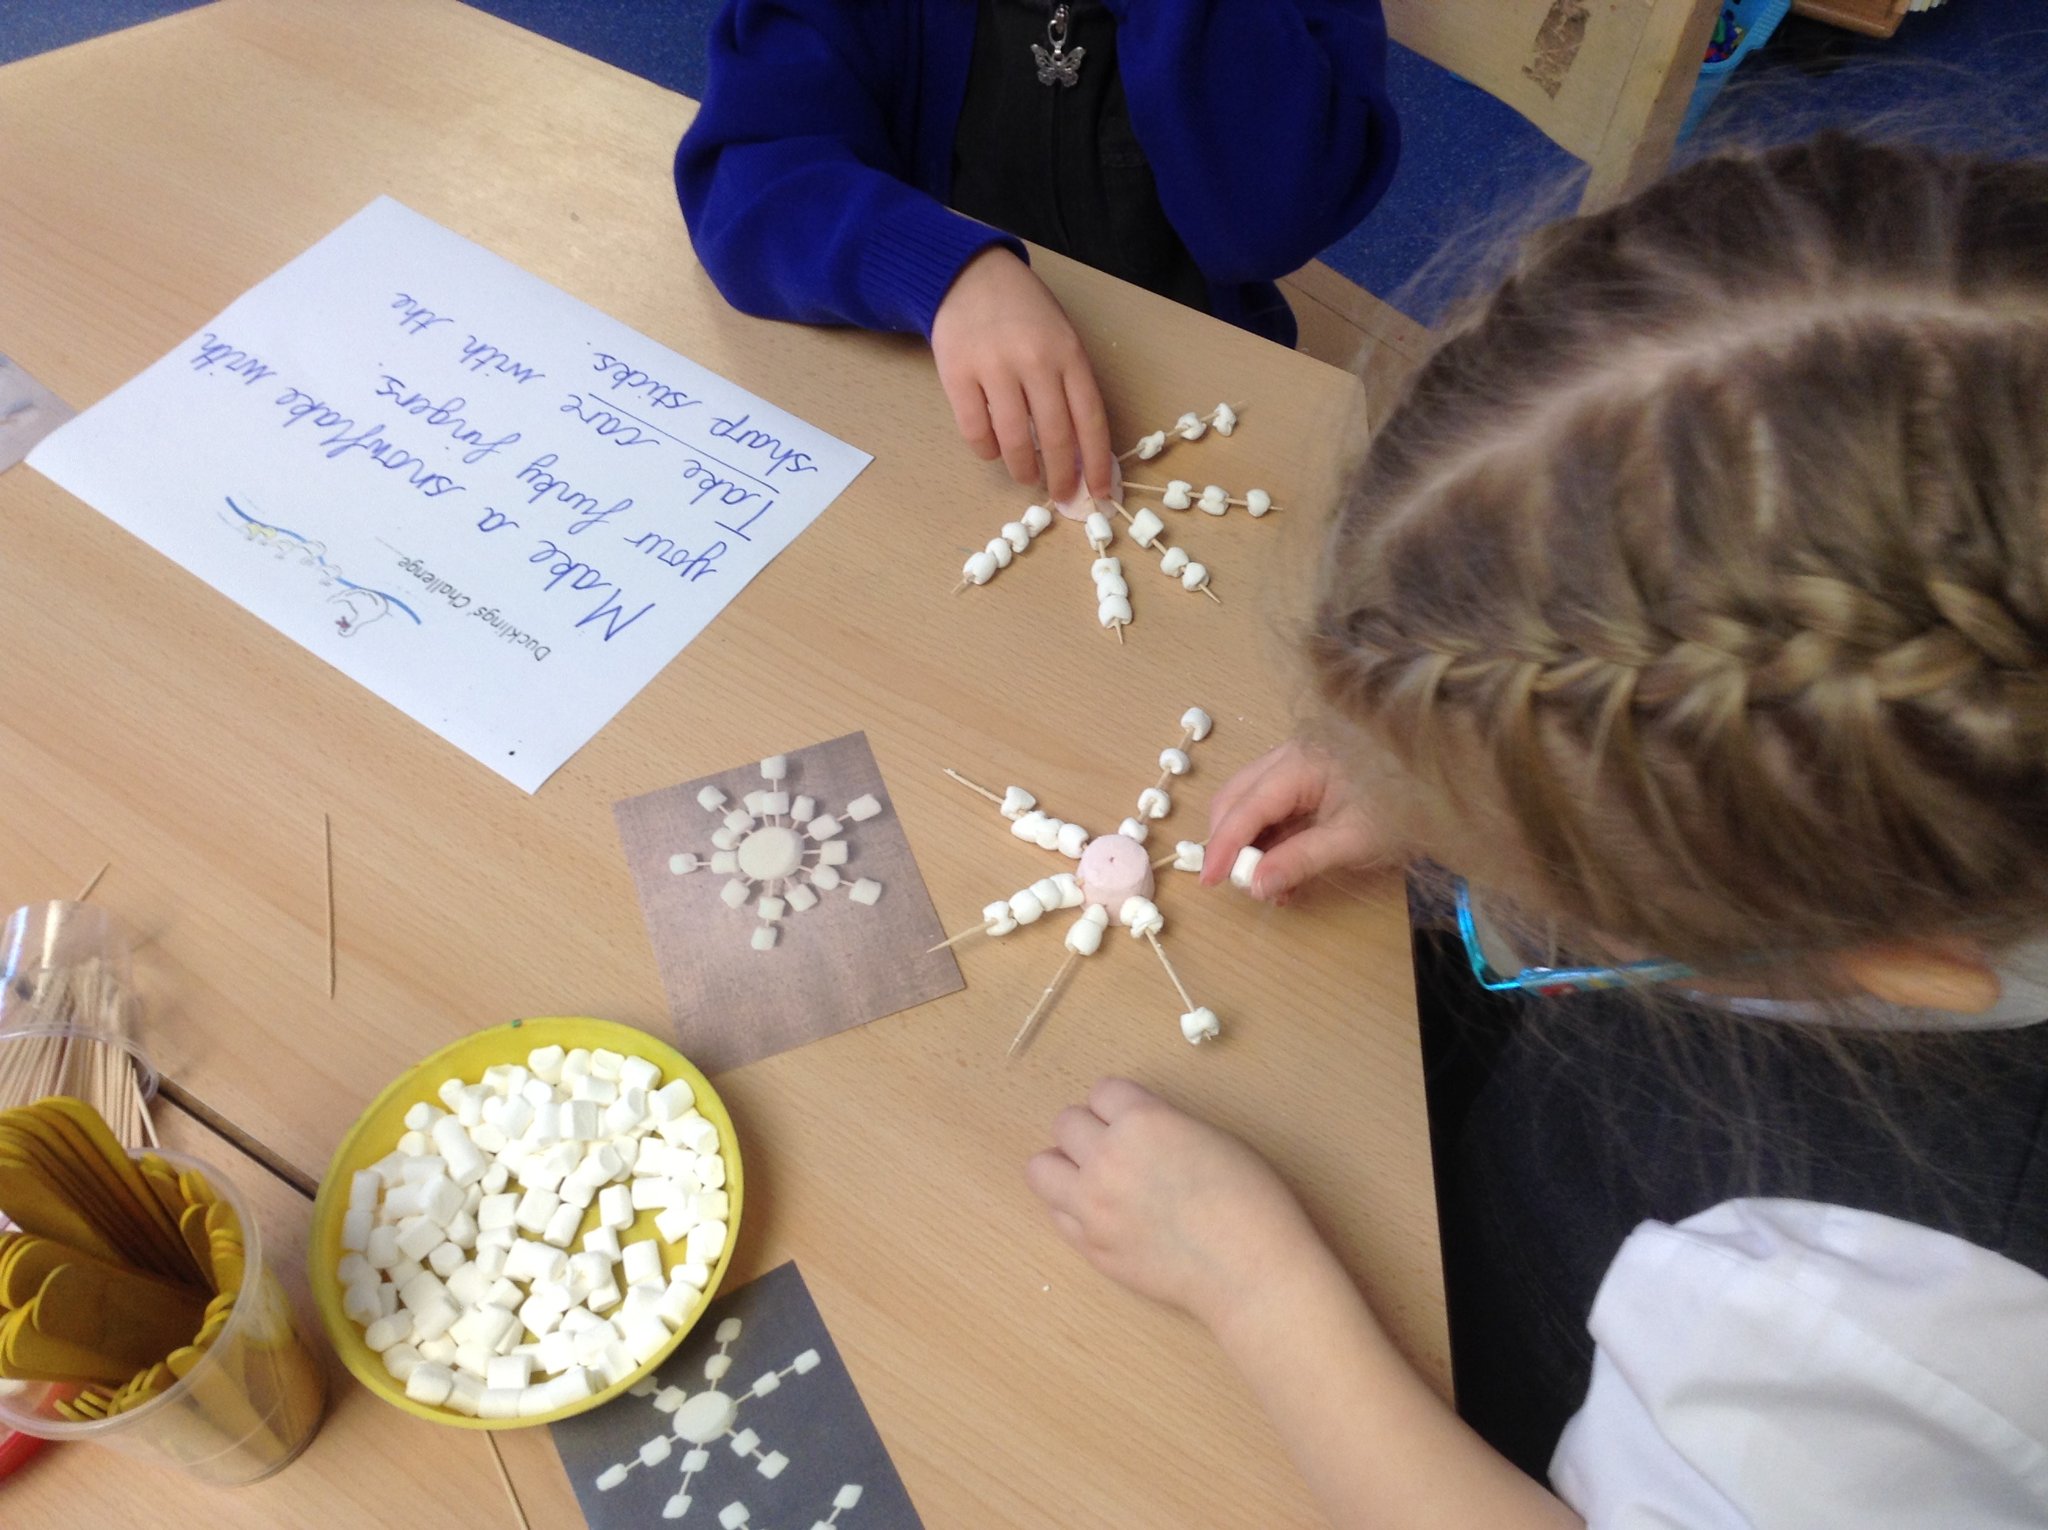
(0, 1099, 327, 1484)
(0, 902, 156, 1140)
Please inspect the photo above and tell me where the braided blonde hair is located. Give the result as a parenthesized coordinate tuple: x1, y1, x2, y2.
(1313, 134, 2048, 969)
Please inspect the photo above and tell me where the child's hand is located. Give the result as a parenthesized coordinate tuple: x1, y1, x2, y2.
(1025, 1078, 1323, 1331)
(932, 247, 1115, 505)
(1201, 740, 1384, 901)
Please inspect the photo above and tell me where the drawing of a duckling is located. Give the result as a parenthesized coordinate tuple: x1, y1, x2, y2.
(330, 586, 392, 637)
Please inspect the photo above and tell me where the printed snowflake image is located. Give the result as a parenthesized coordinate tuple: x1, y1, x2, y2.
(935, 706, 1263, 1053)
(593, 1316, 864, 1527)
(667, 754, 887, 951)
(951, 404, 1285, 642)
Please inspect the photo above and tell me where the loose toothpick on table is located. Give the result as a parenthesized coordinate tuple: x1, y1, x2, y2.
(75, 861, 111, 903)
(323, 813, 336, 999)
(1008, 951, 1081, 1060)
(483, 1432, 534, 1530)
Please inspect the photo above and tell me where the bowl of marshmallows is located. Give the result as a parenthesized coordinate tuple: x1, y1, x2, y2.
(309, 1016, 742, 1427)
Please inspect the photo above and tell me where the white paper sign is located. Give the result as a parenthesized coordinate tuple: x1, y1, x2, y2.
(29, 197, 871, 791)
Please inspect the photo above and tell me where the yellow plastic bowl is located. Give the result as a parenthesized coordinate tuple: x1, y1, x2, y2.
(308, 1016, 743, 1429)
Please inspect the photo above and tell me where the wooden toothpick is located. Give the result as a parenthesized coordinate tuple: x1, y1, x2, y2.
(943, 768, 1005, 805)
(75, 861, 110, 903)
(1008, 951, 1081, 1060)
(926, 921, 990, 954)
(323, 813, 336, 999)
(1116, 402, 1246, 463)
(484, 1432, 534, 1530)
(1114, 622, 1125, 646)
(1144, 931, 1197, 1013)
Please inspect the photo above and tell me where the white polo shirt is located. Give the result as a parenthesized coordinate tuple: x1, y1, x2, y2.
(1549, 1197, 2048, 1526)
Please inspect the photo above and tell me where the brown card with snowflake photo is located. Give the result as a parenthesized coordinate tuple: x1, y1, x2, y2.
(551, 1261, 925, 1528)
(615, 731, 962, 1072)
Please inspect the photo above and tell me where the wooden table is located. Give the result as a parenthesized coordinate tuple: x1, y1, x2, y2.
(0, 2, 1446, 1525)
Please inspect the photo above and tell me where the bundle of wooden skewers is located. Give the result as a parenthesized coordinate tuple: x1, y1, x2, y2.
(0, 1098, 229, 1419)
(0, 955, 154, 1150)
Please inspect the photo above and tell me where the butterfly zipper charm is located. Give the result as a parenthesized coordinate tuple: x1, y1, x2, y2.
(1032, 4, 1085, 88)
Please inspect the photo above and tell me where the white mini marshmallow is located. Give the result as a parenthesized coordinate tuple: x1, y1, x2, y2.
(1159, 546, 1189, 576)
(1001, 785, 1037, 821)
(1011, 808, 1048, 842)
(1031, 815, 1063, 851)
(1173, 840, 1205, 873)
(1008, 889, 1046, 925)
(1129, 508, 1164, 547)
(1181, 1007, 1221, 1043)
(1064, 915, 1104, 956)
(668, 853, 698, 875)
(1212, 402, 1237, 435)
(406, 1362, 456, 1407)
(1246, 488, 1272, 517)
(719, 880, 749, 911)
(710, 827, 740, 852)
(1137, 787, 1171, 820)
(1230, 843, 1264, 889)
(749, 926, 776, 955)
(1022, 502, 1053, 536)
(760, 754, 788, 782)
(983, 900, 1017, 936)
(1056, 821, 1089, 859)
(818, 839, 850, 866)
(1051, 872, 1084, 908)
(1159, 748, 1190, 775)
(1118, 816, 1150, 843)
(785, 883, 818, 914)
(811, 865, 841, 891)
(1181, 706, 1213, 741)
(696, 785, 727, 813)
(760, 792, 789, 816)
(685, 1221, 727, 1266)
(1001, 521, 1031, 552)
(757, 895, 785, 922)
(1134, 429, 1166, 459)
(1097, 595, 1133, 628)
(1091, 555, 1122, 582)
(791, 795, 815, 822)
(984, 536, 1013, 569)
(808, 814, 842, 840)
(848, 878, 882, 906)
(1180, 562, 1209, 592)
(964, 550, 997, 585)
(543, 1201, 584, 1248)
(342, 1281, 382, 1328)
(1198, 485, 1230, 515)
(1028, 876, 1064, 913)
(1085, 511, 1114, 551)
(1175, 411, 1206, 441)
(1119, 896, 1165, 939)
(1162, 481, 1192, 510)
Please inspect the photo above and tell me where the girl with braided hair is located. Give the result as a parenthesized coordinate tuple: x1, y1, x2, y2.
(1025, 133, 2048, 1527)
